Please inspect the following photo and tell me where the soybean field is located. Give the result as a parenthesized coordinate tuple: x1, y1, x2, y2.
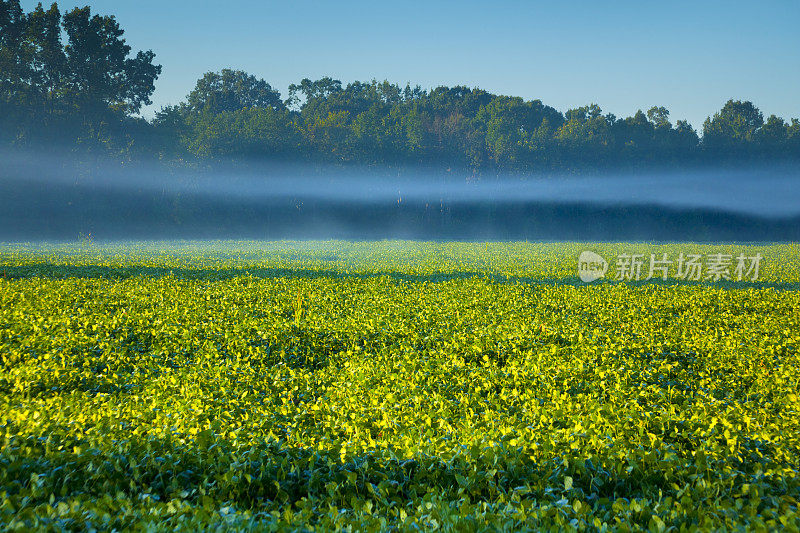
(0, 241, 798, 531)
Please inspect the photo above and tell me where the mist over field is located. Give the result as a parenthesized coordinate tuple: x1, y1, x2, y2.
(2, 148, 799, 242)
(4, 148, 800, 215)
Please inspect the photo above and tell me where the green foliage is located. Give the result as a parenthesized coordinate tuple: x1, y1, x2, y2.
(61, 7, 160, 115)
(165, 71, 800, 172)
(703, 100, 765, 156)
(0, 241, 798, 530)
(186, 69, 283, 114)
(185, 106, 300, 158)
(0, 0, 161, 151)
(476, 96, 562, 168)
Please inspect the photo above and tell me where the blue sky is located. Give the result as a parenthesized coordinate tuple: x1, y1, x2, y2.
(21, 0, 800, 130)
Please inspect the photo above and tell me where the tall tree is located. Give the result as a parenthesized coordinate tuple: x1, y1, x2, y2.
(702, 99, 763, 149)
(647, 106, 670, 129)
(62, 7, 160, 115)
(287, 76, 343, 109)
(0, 0, 27, 104)
(187, 69, 283, 114)
(476, 96, 562, 168)
(0, 1, 161, 148)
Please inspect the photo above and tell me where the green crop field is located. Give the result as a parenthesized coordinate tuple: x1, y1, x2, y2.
(0, 241, 798, 531)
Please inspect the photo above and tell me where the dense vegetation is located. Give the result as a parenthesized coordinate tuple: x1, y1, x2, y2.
(2, 1, 799, 172)
(0, 241, 798, 530)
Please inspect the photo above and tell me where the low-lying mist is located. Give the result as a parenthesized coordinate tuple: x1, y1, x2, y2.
(2, 149, 799, 241)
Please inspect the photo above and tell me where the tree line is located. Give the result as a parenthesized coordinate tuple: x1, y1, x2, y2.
(2, 1, 799, 173)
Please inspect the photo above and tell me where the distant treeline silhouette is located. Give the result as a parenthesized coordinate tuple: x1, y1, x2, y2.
(2, 1, 799, 172)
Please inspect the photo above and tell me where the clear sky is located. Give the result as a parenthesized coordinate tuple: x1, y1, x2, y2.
(21, 0, 800, 130)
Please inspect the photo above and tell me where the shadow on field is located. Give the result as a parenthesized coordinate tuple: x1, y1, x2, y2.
(1, 262, 798, 290)
(0, 428, 768, 524)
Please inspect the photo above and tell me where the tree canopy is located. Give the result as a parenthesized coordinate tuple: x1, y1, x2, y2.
(187, 69, 283, 114)
(0, 0, 161, 149)
(2, 1, 798, 171)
